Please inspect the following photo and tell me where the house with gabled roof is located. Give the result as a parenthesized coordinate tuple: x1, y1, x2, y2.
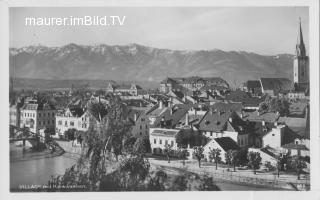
(196, 109, 249, 148)
(203, 137, 240, 162)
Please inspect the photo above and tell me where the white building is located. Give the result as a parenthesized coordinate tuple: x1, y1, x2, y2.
(203, 137, 240, 163)
(55, 107, 90, 138)
(149, 128, 180, 154)
(20, 99, 56, 134)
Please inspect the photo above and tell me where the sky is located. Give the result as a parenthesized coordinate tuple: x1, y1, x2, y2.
(10, 7, 308, 55)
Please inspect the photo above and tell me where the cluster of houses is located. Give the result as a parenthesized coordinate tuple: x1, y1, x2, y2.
(9, 20, 310, 168)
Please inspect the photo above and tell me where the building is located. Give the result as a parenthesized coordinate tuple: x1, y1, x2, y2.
(20, 99, 56, 134)
(246, 80, 262, 96)
(196, 109, 249, 148)
(203, 137, 240, 163)
(9, 97, 24, 127)
(260, 78, 293, 96)
(127, 108, 149, 138)
(293, 18, 309, 92)
(55, 107, 90, 138)
(159, 76, 229, 94)
(106, 83, 142, 96)
(149, 128, 180, 154)
(282, 138, 309, 157)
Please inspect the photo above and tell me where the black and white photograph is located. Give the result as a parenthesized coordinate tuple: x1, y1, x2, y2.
(1, 0, 319, 197)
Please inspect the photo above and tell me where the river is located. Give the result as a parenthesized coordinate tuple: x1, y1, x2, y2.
(10, 143, 76, 191)
(10, 144, 291, 191)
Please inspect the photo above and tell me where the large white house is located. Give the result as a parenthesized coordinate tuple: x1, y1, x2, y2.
(149, 128, 180, 154)
(55, 107, 90, 138)
(20, 99, 56, 134)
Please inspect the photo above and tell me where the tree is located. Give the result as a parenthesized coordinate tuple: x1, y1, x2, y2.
(177, 147, 188, 166)
(64, 128, 76, 141)
(123, 136, 137, 154)
(227, 150, 240, 172)
(209, 148, 221, 170)
(171, 175, 188, 191)
(259, 102, 269, 113)
(193, 146, 204, 168)
(196, 175, 220, 191)
(225, 150, 232, 171)
(290, 156, 307, 180)
(175, 129, 208, 148)
(247, 151, 262, 174)
(133, 137, 147, 156)
(146, 170, 168, 191)
(164, 144, 173, 163)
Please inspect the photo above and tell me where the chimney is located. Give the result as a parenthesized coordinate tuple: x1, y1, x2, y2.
(262, 120, 265, 126)
(134, 113, 137, 122)
(229, 117, 233, 123)
(159, 100, 163, 109)
(185, 114, 189, 126)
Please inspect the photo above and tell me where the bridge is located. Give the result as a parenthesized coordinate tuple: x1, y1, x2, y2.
(10, 125, 64, 153)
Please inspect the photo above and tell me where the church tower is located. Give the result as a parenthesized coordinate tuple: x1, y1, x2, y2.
(293, 18, 309, 91)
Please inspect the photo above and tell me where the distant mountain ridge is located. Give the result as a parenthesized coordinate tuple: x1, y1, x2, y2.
(9, 43, 294, 87)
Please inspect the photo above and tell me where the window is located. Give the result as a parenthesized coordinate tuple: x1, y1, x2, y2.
(70, 121, 74, 126)
(171, 141, 174, 147)
(65, 121, 67, 126)
(140, 132, 142, 136)
(154, 139, 156, 144)
(140, 125, 142, 130)
(39, 113, 41, 117)
(165, 140, 168, 145)
(272, 134, 275, 136)
(52, 112, 55, 117)
(58, 120, 62, 125)
(210, 132, 213, 137)
(52, 120, 54, 124)
(146, 125, 147, 128)
(160, 140, 162, 144)
(48, 120, 50, 124)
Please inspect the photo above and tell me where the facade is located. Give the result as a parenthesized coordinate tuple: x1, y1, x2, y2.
(293, 19, 309, 92)
(55, 107, 90, 138)
(196, 109, 249, 148)
(149, 128, 180, 154)
(20, 99, 56, 134)
(159, 76, 229, 94)
(128, 109, 149, 138)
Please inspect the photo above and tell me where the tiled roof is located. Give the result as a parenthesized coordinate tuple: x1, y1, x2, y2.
(225, 90, 265, 107)
(150, 129, 180, 137)
(282, 142, 309, 150)
(160, 78, 177, 84)
(69, 107, 85, 117)
(197, 110, 233, 132)
(242, 110, 279, 123)
(260, 78, 293, 92)
(214, 137, 240, 151)
(210, 102, 242, 113)
(246, 80, 261, 88)
(152, 104, 192, 128)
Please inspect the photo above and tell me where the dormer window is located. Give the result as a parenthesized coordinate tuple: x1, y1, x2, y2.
(205, 120, 210, 125)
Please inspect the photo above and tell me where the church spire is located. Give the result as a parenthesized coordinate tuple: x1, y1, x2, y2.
(296, 17, 306, 57)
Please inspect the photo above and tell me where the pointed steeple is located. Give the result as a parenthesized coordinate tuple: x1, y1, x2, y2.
(296, 17, 306, 57)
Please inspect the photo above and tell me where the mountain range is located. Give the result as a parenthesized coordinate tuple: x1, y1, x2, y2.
(9, 43, 294, 88)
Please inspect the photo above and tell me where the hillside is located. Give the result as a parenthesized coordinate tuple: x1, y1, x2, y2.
(9, 43, 294, 88)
